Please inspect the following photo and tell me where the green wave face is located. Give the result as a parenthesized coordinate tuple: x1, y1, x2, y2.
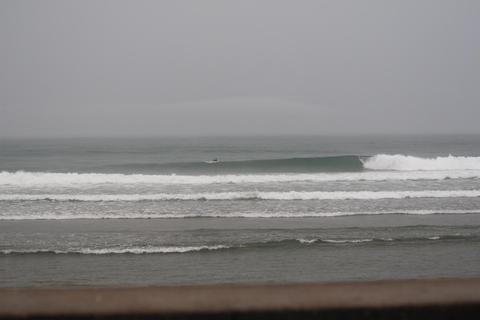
(107, 155, 366, 174)
(222, 155, 365, 173)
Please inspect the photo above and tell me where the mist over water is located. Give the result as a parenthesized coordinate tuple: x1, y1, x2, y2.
(2, 1, 480, 137)
(2, 0, 480, 288)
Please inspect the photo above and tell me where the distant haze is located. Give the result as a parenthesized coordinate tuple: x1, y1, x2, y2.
(1, 0, 479, 137)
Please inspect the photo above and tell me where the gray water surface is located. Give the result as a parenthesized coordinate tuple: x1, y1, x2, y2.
(1, 135, 480, 286)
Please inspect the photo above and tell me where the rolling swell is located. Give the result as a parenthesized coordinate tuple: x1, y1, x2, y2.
(69, 154, 480, 174)
(2, 154, 480, 187)
(104, 155, 365, 174)
(2, 234, 476, 255)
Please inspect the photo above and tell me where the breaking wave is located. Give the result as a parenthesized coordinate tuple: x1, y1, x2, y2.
(2, 155, 480, 187)
(295, 235, 472, 245)
(363, 154, 480, 171)
(2, 190, 480, 202)
(2, 235, 473, 255)
(1, 171, 479, 187)
(1, 245, 228, 255)
(1, 209, 479, 220)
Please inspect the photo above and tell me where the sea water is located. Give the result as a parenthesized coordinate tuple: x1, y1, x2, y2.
(1, 135, 480, 286)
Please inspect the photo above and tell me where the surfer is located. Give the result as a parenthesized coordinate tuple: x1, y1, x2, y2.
(205, 158, 219, 164)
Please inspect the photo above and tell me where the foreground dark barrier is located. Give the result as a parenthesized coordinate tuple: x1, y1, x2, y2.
(1, 278, 479, 319)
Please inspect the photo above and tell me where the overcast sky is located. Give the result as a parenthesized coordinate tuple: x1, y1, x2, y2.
(1, 0, 479, 137)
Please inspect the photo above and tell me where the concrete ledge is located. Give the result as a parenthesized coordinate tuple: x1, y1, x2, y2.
(1, 278, 479, 319)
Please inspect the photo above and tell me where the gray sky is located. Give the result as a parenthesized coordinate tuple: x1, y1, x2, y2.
(1, 0, 479, 137)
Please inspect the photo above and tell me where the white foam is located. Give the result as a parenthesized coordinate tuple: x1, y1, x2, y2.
(1, 209, 479, 220)
(1, 170, 479, 187)
(2, 190, 480, 202)
(78, 245, 228, 254)
(363, 154, 480, 171)
(1, 245, 228, 255)
(297, 239, 317, 244)
(322, 239, 374, 243)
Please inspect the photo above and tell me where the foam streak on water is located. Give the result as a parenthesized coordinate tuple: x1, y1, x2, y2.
(1, 234, 475, 255)
(1, 170, 480, 187)
(1, 245, 229, 255)
(2, 209, 480, 220)
(1, 190, 480, 201)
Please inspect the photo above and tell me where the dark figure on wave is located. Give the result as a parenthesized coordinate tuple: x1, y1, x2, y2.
(205, 158, 220, 164)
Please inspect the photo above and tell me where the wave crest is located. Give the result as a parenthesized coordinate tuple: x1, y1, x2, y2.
(2, 235, 469, 255)
(2, 190, 480, 202)
(1, 170, 479, 187)
(363, 154, 480, 171)
(1, 209, 480, 220)
(1, 245, 228, 255)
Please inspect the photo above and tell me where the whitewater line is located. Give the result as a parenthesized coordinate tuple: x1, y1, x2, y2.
(0, 245, 229, 255)
(1, 190, 480, 201)
(1, 209, 479, 220)
(1, 170, 480, 186)
(0, 235, 472, 255)
(362, 154, 480, 171)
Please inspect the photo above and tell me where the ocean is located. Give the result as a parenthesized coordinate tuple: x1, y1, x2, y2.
(1, 135, 480, 287)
